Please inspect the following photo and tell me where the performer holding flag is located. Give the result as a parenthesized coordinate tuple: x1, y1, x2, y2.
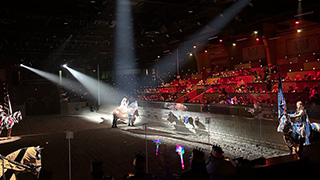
(277, 77, 311, 148)
(277, 77, 288, 133)
(290, 101, 311, 145)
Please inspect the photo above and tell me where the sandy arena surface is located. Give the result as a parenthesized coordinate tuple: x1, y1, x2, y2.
(0, 110, 289, 180)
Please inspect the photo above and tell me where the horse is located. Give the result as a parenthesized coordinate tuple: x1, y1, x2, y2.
(277, 112, 320, 154)
(164, 102, 188, 111)
(0, 146, 42, 180)
(112, 101, 139, 127)
(0, 111, 22, 137)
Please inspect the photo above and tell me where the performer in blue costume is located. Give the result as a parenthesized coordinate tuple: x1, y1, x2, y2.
(290, 101, 311, 145)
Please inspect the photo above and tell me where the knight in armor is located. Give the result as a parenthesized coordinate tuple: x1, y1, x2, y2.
(290, 101, 310, 145)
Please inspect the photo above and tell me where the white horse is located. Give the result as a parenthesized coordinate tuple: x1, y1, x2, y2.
(112, 98, 138, 127)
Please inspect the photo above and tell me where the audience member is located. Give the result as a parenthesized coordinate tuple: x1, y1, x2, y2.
(288, 84, 294, 93)
(91, 161, 114, 180)
(310, 85, 320, 105)
(206, 144, 235, 180)
(184, 96, 190, 103)
(296, 74, 302, 81)
(126, 154, 154, 180)
(180, 149, 209, 180)
(315, 72, 320, 80)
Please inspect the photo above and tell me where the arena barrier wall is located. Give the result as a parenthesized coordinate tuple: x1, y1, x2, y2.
(137, 101, 320, 149)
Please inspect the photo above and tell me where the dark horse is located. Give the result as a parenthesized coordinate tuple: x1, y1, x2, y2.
(277, 113, 320, 154)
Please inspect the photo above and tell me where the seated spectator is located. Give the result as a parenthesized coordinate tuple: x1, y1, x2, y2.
(315, 72, 320, 80)
(310, 85, 320, 105)
(183, 96, 190, 103)
(201, 97, 208, 105)
(272, 84, 278, 93)
(304, 84, 310, 93)
(243, 69, 250, 75)
(296, 74, 302, 81)
(159, 95, 165, 101)
(206, 144, 235, 180)
(237, 79, 246, 92)
(288, 84, 294, 93)
(253, 71, 261, 83)
(231, 96, 238, 105)
(195, 98, 201, 103)
(259, 87, 264, 93)
(180, 149, 209, 180)
(239, 96, 245, 105)
(230, 78, 235, 83)
(284, 76, 291, 81)
(303, 73, 312, 81)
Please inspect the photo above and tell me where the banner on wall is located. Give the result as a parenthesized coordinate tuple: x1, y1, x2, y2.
(210, 57, 229, 65)
(286, 34, 319, 55)
(242, 44, 266, 61)
(208, 44, 229, 66)
(207, 45, 228, 59)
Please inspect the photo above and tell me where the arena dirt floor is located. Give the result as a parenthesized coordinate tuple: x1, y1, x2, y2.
(0, 110, 290, 180)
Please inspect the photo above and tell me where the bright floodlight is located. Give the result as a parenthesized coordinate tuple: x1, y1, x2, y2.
(63, 64, 67, 68)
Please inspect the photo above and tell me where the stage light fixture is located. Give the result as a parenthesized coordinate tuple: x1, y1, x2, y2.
(63, 64, 67, 68)
(232, 43, 236, 46)
(297, 29, 302, 33)
(253, 31, 258, 35)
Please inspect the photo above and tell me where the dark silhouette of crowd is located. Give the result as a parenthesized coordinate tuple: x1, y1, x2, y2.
(87, 144, 272, 180)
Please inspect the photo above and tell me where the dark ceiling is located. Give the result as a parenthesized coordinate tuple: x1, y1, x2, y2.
(0, 0, 320, 72)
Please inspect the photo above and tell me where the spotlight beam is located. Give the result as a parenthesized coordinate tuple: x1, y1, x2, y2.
(150, 0, 252, 82)
(21, 64, 87, 97)
(64, 66, 127, 104)
(114, 0, 137, 93)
